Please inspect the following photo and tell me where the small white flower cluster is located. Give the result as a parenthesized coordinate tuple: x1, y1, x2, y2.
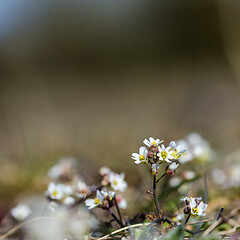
(176, 133, 214, 164)
(100, 166, 127, 192)
(182, 196, 208, 217)
(11, 204, 32, 221)
(85, 167, 128, 210)
(132, 137, 186, 176)
(26, 207, 94, 240)
(48, 157, 78, 180)
(46, 178, 90, 208)
(211, 163, 240, 189)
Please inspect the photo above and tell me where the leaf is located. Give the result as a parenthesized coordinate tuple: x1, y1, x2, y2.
(162, 225, 184, 240)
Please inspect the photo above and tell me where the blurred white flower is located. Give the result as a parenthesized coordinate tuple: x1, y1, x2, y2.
(48, 202, 59, 212)
(132, 147, 148, 164)
(118, 197, 127, 209)
(60, 184, 74, 196)
(99, 166, 111, 176)
(175, 213, 184, 224)
(76, 181, 89, 198)
(183, 171, 196, 180)
(230, 164, 240, 187)
(101, 189, 116, 200)
(157, 144, 174, 163)
(169, 177, 181, 187)
(11, 204, 31, 221)
(109, 173, 127, 192)
(143, 137, 163, 147)
(85, 190, 104, 209)
(63, 196, 75, 206)
(187, 133, 203, 145)
(212, 164, 240, 189)
(181, 196, 202, 203)
(211, 169, 227, 186)
(47, 183, 64, 200)
(48, 157, 77, 180)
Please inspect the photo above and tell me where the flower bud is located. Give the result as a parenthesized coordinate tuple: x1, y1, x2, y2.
(146, 190, 153, 195)
(166, 162, 179, 175)
(151, 146, 158, 153)
(183, 206, 191, 214)
(148, 151, 153, 158)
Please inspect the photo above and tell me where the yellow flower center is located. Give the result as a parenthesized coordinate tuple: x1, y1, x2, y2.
(172, 151, 181, 159)
(53, 191, 58, 196)
(113, 180, 118, 185)
(139, 155, 145, 161)
(94, 198, 100, 204)
(152, 141, 156, 145)
(161, 151, 167, 159)
(192, 207, 199, 214)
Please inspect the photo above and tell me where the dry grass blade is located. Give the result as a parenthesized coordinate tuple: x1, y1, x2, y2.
(89, 222, 151, 240)
(202, 207, 240, 236)
(0, 217, 54, 240)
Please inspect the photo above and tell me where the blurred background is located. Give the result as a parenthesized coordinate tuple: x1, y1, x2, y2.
(0, 0, 240, 217)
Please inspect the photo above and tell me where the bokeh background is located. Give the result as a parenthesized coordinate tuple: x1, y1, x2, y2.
(0, 0, 240, 217)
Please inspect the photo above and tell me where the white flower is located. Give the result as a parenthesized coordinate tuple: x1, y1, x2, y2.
(181, 196, 189, 202)
(48, 164, 63, 179)
(60, 184, 74, 195)
(230, 164, 240, 187)
(157, 144, 174, 163)
(175, 213, 184, 224)
(169, 177, 181, 187)
(151, 163, 160, 175)
(101, 189, 116, 200)
(176, 140, 193, 164)
(189, 198, 208, 217)
(166, 162, 179, 175)
(181, 196, 202, 203)
(118, 197, 127, 209)
(63, 196, 75, 206)
(179, 151, 194, 164)
(109, 173, 127, 192)
(76, 182, 89, 198)
(131, 147, 148, 164)
(85, 190, 104, 209)
(170, 141, 187, 160)
(11, 204, 31, 221)
(143, 137, 163, 147)
(48, 157, 77, 180)
(48, 201, 59, 212)
(47, 183, 64, 200)
(183, 171, 196, 180)
(99, 166, 112, 176)
(168, 162, 179, 171)
(187, 133, 203, 145)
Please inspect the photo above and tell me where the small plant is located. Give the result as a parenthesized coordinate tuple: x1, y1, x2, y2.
(0, 135, 239, 240)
